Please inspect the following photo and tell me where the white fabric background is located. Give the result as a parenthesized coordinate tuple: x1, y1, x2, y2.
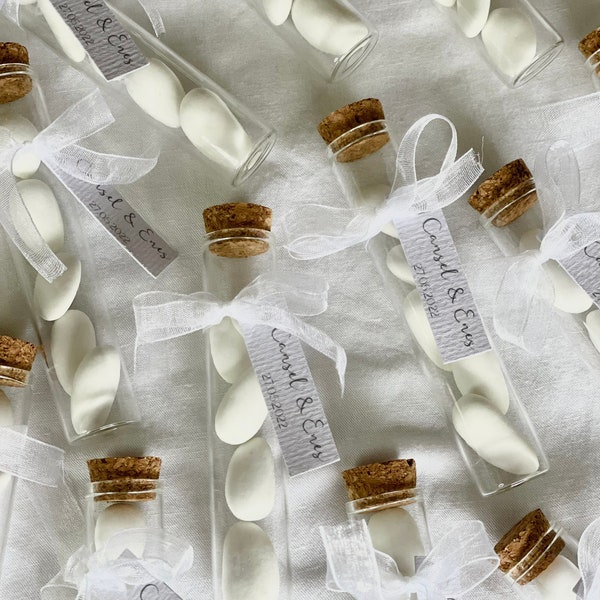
(1, 0, 600, 598)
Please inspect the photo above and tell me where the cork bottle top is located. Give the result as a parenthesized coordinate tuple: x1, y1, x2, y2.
(203, 202, 272, 258)
(0, 335, 37, 387)
(88, 456, 162, 502)
(317, 98, 390, 163)
(342, 459, 417, 501)
(0, 42, 32, 104)
(468, 158, 538, 227)
(579, 29, 600, 61)
(494, 509, 565, 585)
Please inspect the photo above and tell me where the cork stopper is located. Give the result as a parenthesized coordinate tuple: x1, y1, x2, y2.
(88, 456, 162, 502)
(0, 42, 32, 104)
(0, 335, 37, 387)
(579, 28, 600, 62)
(468, 159, 538, 227)
(342, 459, 417, 501)
(317, 98, 390, 163)
(495, 509, 565, 585)
(203, 202, 272, 258)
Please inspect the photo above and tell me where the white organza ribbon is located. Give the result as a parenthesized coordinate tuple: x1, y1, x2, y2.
(0, 427, 64, 486)
(285, 114, 483, 260)
(133, 272, 347, 390)
(493, 140, 600, 353)
(578, 517, 600, 599)
(0, 0, 18, 24)
(0, 90, 158, 283)
(320, 519, 499, 600)
(42, 528, 193, 600)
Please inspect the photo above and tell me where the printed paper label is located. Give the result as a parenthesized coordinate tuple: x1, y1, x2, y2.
(57, 171, 177, 277)
(559, 241, 600, 309)
(394, 210, 491, 364)
(130, 581, 183, 600)
(50, 0, 148, 80)
(240, 323, 340, 477)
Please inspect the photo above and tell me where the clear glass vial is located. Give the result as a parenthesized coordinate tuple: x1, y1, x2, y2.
(432, 0, 563, 87)
(468, 159, 600, 362)
(201, 203, 290, 600)
(0, 39, 141, 443)
(316, 98, 548, 496)
(18, 3, 276, 186)
(245, 0, 378, 82)
(495, 509, 581, 599)
(85, 456, 163, 555)
(343, 458, 431, 581)
(0, 335, 35, 574)
(579, 27, 600, 90)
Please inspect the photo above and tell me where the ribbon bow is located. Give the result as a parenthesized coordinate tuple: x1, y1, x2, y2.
(285, 114, 483, 260)
(577, 517, 600, 599)
(0, 90, 158, 282)
(42, 528, 193, 600)
(320, 519, 499, 600)
(493, 141, 600, 353)
(133, 271, 347, 391)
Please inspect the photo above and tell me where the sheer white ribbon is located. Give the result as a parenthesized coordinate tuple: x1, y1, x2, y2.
(578, 517, 600, 599)
(0, 90, 158, 282)
(41, 528, 193, 600)
(320, 519, 499, 599)
(133, 272, 347, 391)
(493, 141, 600, 353)
(285, 114, 483, 260)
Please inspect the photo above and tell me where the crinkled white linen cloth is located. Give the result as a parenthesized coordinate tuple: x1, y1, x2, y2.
(1, 0, 600, 598)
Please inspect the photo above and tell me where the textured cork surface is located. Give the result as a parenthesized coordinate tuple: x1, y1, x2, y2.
(318, 98, 389, 163)
(342, 458, 416, 500)
(0, 335, 37, 387)
(0, 42, 32, 104)
(88, 456, 162, 502)
(495, 509, 565, 585)
(203, 203, 272, 258)
(579, 29, 600, 60)
(468, 159, 538, 227)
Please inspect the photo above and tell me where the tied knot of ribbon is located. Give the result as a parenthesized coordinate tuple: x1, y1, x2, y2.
(320, 519, 499, 600)
(42, 528, 193, 600)
(284, 114, 484, 260)
(133, 272, 347, 391)
(0, 90, 158, 283)
(493, 140, 600, 353)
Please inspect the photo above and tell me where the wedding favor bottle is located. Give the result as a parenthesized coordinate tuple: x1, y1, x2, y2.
(468, 159, 600, 359)
(495, 509, 581, 599)
(18, 3, 275, 186)
(314, 99, 548, 496)
(0, 335, 35, 572)
(245, 0, 378, 82)
(343, 459, 431, 579)
(0, 41, 141, 443)
(579, 28, 600, 89)
(202, 203, 290, 600)
(86, 457, 163, 555)
(432, 0, 563, 87)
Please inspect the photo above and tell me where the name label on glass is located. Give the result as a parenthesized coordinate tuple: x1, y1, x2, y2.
(394, 210, 491, 364)
(56, 171, 177, 277)
(50, 0, 148, 80)
(240, 323, 340, 477)
(130, 581, 183, 600)
(559, 241, 600, 310)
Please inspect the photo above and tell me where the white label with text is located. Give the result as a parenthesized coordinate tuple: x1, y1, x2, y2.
(240, 324, 339, 477)
(50, 0, 148, 80)
(559, 241, 600, 309)
(129, 581, 183, 600)
(394, 210, 491, 364)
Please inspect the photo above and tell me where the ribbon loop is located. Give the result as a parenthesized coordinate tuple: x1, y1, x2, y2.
(578, 517, 600, 599)
(285, 113, 483, 260)
(320, 519, 498, 600)
(133, 273, 346, 390)
(493, 141, 600, 353)
(0, 90, 158, 282)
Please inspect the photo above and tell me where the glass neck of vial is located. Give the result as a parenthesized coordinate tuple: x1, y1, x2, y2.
(346, 487, 419, 516)
(201, 228, 276, 300)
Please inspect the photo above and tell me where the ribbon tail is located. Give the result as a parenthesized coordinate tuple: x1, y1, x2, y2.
(493, 255, 554, 354)
(577, 517, 600, 599)
(0, 174, 66, 281)
(137, 0, 166, 36)
(1, 0, 20, 24)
